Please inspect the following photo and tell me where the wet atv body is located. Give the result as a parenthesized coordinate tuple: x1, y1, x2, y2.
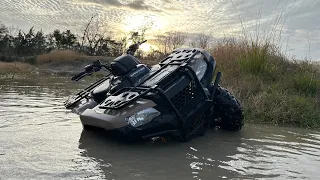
(64, 45, 244, 142)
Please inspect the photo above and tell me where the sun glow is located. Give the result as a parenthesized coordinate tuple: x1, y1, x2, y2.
(121, 14, 163, 53)
(139, 43, 152, 52)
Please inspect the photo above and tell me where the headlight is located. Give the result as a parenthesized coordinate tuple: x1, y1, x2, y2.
(189, 53, 207, 80)
(126, 108, 161, 127)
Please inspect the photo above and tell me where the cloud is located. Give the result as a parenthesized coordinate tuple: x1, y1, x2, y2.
(126, 0, 158, 11)
(89, 0, 122, 7)
(76, 0, 163, 12)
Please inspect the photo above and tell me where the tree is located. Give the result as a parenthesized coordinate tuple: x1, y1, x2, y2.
(0, 23, 10, 56)
(45, 33, 55, 52)
(155, 35, 171, 55)
(196, 33, 211, 49)
(0, 23, 8, 39)
(0, 34, 14, 57)
(32, 30, 46, 54)
(52, 29, 62, 49)
(61, 30, 77, 49)
(77, 16, 123, 56)
(154, 31, 186, 55)
(168, 31, 186, 50)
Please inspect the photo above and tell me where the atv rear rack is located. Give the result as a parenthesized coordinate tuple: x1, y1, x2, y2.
(64, 74, 111, 108)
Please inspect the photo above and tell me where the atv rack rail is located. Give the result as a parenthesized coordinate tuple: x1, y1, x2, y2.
(64, 74, 111, 108)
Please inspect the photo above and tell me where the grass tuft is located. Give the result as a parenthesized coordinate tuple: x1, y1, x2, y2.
(239, 42, 271, 75)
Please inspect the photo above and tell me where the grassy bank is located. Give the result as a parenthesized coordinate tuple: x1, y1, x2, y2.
(209, 40, 320, 129)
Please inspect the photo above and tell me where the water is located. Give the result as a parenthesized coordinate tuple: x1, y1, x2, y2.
(1, 76, 320, 180)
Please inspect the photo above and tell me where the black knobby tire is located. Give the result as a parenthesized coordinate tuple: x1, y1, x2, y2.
(83, 125, 99, 131)
(211, 86, 244, 131)
(173, 119, 210, 142)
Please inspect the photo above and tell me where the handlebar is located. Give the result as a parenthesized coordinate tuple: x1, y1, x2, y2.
(71, 60, 110, 81)
(72, 40, 147, 81)
(71, 71, 87, 81)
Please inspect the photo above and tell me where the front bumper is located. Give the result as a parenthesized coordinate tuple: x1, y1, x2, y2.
(113, 114, 180, 141)
(83, 112, 179, 141)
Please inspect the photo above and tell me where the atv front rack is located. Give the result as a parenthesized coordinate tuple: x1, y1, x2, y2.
(64, 74, 111, 108)
(98, 48, 209, 109)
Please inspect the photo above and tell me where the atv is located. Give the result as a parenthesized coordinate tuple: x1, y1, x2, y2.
(64, 40, 244, 142)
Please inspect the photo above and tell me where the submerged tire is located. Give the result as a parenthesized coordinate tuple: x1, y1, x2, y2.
(211, 86, 244, 131)
(83, 125, 99, 131)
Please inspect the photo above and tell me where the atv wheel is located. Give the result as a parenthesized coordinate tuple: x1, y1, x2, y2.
(174, 115, 210, 142)
(211, 86, 244, 131)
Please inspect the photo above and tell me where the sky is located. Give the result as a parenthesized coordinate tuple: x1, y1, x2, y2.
(0, 0, 319, 61)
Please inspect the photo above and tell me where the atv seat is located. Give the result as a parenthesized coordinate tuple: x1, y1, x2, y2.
(111, 54, 141, 76)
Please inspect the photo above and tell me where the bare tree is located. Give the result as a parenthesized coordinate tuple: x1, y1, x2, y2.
(154, 31, 186, 54)
(187, 33, 212, 49)
(80, 15, 96, 51)
(154, 35, 170, 55)
(168, 31, 186, 50)
(188, 36, 197, 48)
(78, 15, 116, 55)
(196, 33, 211, 49)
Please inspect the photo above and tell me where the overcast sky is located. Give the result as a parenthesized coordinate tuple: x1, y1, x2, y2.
(0, 0, 319, 60)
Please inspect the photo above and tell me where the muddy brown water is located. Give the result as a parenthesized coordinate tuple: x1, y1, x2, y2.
(1, 75, 320, 180)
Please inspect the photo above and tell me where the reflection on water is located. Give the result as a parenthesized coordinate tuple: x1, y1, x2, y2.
(1, 76, 320, 180)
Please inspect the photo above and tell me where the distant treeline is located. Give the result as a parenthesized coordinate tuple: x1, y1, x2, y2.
(0, 23, 126, 61)
(0, 20, 214, 63)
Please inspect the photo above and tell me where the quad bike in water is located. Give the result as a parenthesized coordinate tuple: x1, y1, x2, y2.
(64, 40, 244, 142)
